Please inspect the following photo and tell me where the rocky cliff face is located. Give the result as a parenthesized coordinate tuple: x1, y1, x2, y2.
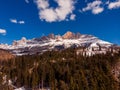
(12, 37, 27, 46)
(62, 31, 75, 39)
(0, 31, 114, 56)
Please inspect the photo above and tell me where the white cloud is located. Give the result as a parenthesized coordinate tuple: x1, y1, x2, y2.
(92, 7, 104, 14)
(10, 19, 17, 24)
(35, 0, 49, 9)
(18, 21, 25, 24)
(108, 0, 120, 9)
(0, 29, 6, 35)
(82, 1, 104, 14)
(25, 0, 29, 4)
(34, 0, 76, 22)
(10, 19, 25, 24)
(70, 14, 76, 20)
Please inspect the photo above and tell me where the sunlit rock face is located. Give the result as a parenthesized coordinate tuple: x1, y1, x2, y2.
(0, 31, 115, 56)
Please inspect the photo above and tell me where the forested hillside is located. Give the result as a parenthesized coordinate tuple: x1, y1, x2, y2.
(0, 48, 120, 90)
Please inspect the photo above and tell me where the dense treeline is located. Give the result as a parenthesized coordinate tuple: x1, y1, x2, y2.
(0, 48, 120, 90)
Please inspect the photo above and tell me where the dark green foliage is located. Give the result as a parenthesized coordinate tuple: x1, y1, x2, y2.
(0, 48, 120, 90)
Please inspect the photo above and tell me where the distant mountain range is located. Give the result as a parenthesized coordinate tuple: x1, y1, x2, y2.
(0, 31, 118, 56)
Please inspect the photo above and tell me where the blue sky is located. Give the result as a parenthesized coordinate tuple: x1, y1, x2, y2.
(0, 0, 120, 45)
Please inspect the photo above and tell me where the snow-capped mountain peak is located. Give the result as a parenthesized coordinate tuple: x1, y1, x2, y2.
(0, 31, 114, 55)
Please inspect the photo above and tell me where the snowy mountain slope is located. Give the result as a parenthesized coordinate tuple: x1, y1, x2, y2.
(0, 31, 113, 55)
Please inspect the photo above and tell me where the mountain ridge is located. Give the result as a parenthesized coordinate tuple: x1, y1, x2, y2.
(0, 31, 116, 56)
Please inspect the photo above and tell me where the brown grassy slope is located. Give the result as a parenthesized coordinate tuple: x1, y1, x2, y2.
(0, 49, 14, 61)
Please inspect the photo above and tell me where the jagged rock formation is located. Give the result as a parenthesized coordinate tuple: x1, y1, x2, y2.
(0, 31, 116, 56)
(62, 31, 75, 39)
(12, 37, 27, 46)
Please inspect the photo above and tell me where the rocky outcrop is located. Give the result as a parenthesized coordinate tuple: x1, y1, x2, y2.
(0, 49, 14, 61)
(62, 31, 75, 39)
(48, 33, 55, 39)
(12, 37, 27, 46)
(0, 31, 113, 56)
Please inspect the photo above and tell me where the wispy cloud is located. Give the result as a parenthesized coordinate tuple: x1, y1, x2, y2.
(18, 21, 25, 24)
(85, 0, 88, 3)
(106, 1, 110, 5)
(108, 0, 120, 9)
(34, 0, 76, 22)
(10, 19, 17, 24)
(25, 0, 29, 4)
(10, 19, 25, 24)
(82, 1, 104, 14)
(70, 14, 76, 20)
(0, 29, 6, 35)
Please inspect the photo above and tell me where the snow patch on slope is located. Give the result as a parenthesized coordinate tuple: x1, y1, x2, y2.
(0, 32, 113, 55)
